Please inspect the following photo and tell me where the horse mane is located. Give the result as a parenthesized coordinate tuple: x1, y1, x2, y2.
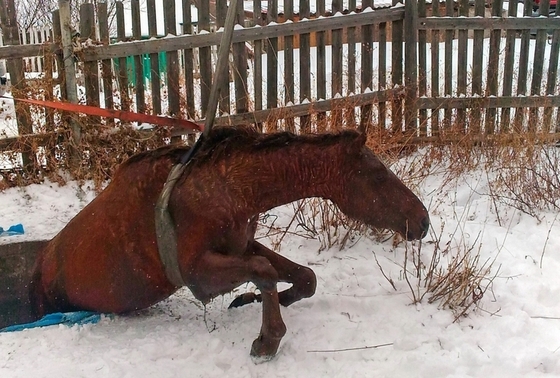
(120, 126, 364, 170)
(193, 126, 364, 164)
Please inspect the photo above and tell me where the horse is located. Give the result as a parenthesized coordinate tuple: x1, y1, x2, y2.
(29, 126, 430, 359)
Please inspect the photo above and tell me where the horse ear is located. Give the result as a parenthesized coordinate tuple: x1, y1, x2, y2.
(345, 131, 367, 154)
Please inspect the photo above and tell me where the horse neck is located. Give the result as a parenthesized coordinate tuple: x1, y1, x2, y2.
(221, 142, 347, 214)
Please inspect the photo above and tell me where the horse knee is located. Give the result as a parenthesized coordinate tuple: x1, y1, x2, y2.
(249, 256, 278, 291)
(297, 266, 317, 299)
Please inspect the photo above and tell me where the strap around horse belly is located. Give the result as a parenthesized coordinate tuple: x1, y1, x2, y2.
(154, 135, 204, 287)
(155, 163, 188, 287)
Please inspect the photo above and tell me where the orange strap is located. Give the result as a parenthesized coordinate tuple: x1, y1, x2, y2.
(1, 96, 203, 132)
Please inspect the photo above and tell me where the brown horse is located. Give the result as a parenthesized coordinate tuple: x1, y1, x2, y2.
(29, 126, 429, 359)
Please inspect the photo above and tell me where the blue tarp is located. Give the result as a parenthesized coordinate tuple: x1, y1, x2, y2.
(0, 311, 101, 332)
(0, 224, 25, 237)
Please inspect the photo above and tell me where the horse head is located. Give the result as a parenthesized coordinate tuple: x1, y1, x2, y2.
(335, 133, 430, 241)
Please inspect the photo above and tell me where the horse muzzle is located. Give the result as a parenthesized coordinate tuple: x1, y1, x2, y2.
(405, 215, 430, 241)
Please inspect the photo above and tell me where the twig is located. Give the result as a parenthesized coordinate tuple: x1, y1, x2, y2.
(530, 315, 560, 320)
(540, 213, 558, 268)
(373, 251, 397, 291)
(307, 342, 393, 353)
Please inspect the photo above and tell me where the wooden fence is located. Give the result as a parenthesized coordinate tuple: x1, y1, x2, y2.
(0, 0, 559, 170)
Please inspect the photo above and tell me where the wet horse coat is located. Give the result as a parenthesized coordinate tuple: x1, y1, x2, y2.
(30, 127, 430, 358)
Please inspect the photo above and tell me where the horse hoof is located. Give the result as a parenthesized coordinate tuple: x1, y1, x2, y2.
(228, 292, 261, 308)
(250, 353, 276, 364)
(250, 336, 279, 363)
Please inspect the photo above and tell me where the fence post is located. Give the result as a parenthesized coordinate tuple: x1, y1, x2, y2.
(404, 0, 418, 133)
(0, 0, 34, 170)
(80, 3, 100, 122)
(58, 0, 81, 167)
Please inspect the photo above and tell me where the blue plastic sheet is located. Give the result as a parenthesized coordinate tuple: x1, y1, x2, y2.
(0, 223, 25, 237)
(0, 311, 101, 332)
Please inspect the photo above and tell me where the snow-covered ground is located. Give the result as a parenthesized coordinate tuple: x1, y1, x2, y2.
(1, 149, 560, 377)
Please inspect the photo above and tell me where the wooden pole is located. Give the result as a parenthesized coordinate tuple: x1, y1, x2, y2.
(58, 0, 81, 163)
(203, 0, 239, 136)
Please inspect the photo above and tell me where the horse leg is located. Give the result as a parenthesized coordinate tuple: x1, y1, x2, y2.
(229, 241, 317, 308)
(189, 251, 286, 358)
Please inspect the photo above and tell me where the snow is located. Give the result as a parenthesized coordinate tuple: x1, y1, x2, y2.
(1, 149, 560, 377)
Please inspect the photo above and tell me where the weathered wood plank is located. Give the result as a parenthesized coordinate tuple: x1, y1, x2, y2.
(543, 5, 560, 132)
(418, 17, 560, 30)
(80, 2, 100, 117)
(346, 0, 357, 129)
(528, 0, 550, 131)
(359, 0, 374, 132)
(147, 0, 161, 115)
(418, 0, 427, 136)
(266, 0, 279, 130)
(456, 0, 469, 130)
(182, 0, 195, 119)
(25, 7, 560, 65)
(253, 0, 263, 131)
(513, 0, 533, 131)
(283, 0, 295, 132)
(378, 21, 387, 131)
(316, 0, 326, 130)
(210, 87, 404, 126)
(233, 0, 248, 114)
(429, 0, 439, 135)
(216, 0, 230, 115)
(470, 0, 485, 134)
(499, 0, 519, 133)
(131, 0, 146, 113)
(98, 3, 113, 111)
(116, 1, 131, 111)
(392, 0, 404, 132)
(443, 0, 453, 129)
(164, 0, 181, 120)
(417, 95, 560, 110)
(80, 8, 406, 62)
(403, 0, 418, 133)
(331, 0, 343, 129)
(483, 0, 503, 134)
(299, 0, 312, 132)
(198, 0, 212, 116)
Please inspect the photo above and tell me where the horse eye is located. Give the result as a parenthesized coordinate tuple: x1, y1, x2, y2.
(374, 170, 387, 183)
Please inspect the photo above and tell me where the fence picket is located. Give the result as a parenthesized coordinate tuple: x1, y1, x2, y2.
(98, 3, 113, 111)
(299, 0, 312, 133)
(429, 0, 440, 136)
(283, 0, 295, 132)
(252, 0, 263, 131)
(198, 0, 212, 116)
(544, 5, 560, 132)
(469, 0, 484, 133)
(266, 0, 279, 131)
(216, 0, 231, 116)
(359, 0, 373, 132)
(182, 0, 195, 120)
(131, 0, 146, 114)
(500, 0, 519, 133)
(233, 0, 248, 114)
(80, 3, 100, 125)
(316, 0, 327, 130)
(331, 0, 343, 130)
(116, 1, 131, 112)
